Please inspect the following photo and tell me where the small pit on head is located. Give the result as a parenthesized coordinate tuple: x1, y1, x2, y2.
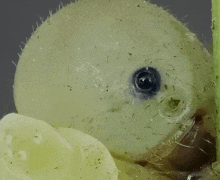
(168, 98, 181, 110)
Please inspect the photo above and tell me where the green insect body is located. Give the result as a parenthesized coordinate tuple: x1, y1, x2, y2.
(1, 0, 217, 179)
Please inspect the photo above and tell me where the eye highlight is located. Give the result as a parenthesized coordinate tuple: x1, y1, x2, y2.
(131, 67, 161, 100)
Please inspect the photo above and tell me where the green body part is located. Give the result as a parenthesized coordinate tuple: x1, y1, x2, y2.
(11, 0, 217, 179)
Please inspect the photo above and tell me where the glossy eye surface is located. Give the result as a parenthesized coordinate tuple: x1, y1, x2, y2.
(132, 67, 161, 99)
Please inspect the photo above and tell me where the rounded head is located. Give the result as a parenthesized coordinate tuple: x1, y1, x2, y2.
(14, 0, 215, 162)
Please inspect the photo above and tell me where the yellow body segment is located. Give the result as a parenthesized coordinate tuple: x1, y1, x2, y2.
(0, 113, 119, 179)
(0, 113, 82, 179)
(55, 127, 118, 180)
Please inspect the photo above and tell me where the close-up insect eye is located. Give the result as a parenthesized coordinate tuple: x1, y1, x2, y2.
(1, 0, 218, 179)
(132, 67, 161, 98)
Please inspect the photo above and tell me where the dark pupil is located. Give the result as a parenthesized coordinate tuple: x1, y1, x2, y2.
(131, 67, 161, 100)
(136, 72, 153, 90)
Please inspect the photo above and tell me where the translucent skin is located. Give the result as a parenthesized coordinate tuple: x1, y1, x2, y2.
(13, 0, 216, 178)
(0, 113, 119, 180)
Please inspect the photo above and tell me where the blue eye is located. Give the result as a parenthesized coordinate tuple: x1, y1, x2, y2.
(131, 67, 161, 100)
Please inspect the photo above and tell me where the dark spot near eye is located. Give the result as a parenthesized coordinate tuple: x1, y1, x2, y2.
(168, 98, 180, 109)
(190, 109, 207, 123)
(108, 107, 121, 113)
(130, 67, 161, 100)
(179, 124, 183, 129)
(164, 84, 168, 89)
(135, 160, 148, 167)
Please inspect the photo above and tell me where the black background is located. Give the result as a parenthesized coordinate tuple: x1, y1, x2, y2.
(0, 0, 212, 119)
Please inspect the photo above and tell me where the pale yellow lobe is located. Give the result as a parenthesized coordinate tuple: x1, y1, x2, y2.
(0, 113, 119, 180)
(0, 113, 82, 180)
(55, 127, 118, 180)
(0, 158, 32, 180)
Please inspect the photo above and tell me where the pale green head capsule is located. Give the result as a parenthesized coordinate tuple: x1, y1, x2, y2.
(13, 0, 215, 176)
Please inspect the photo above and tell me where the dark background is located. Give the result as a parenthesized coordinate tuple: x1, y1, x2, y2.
(0, 0, 212, 119)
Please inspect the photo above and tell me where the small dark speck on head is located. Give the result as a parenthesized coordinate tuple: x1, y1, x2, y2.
(164, 84, 168, 90)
